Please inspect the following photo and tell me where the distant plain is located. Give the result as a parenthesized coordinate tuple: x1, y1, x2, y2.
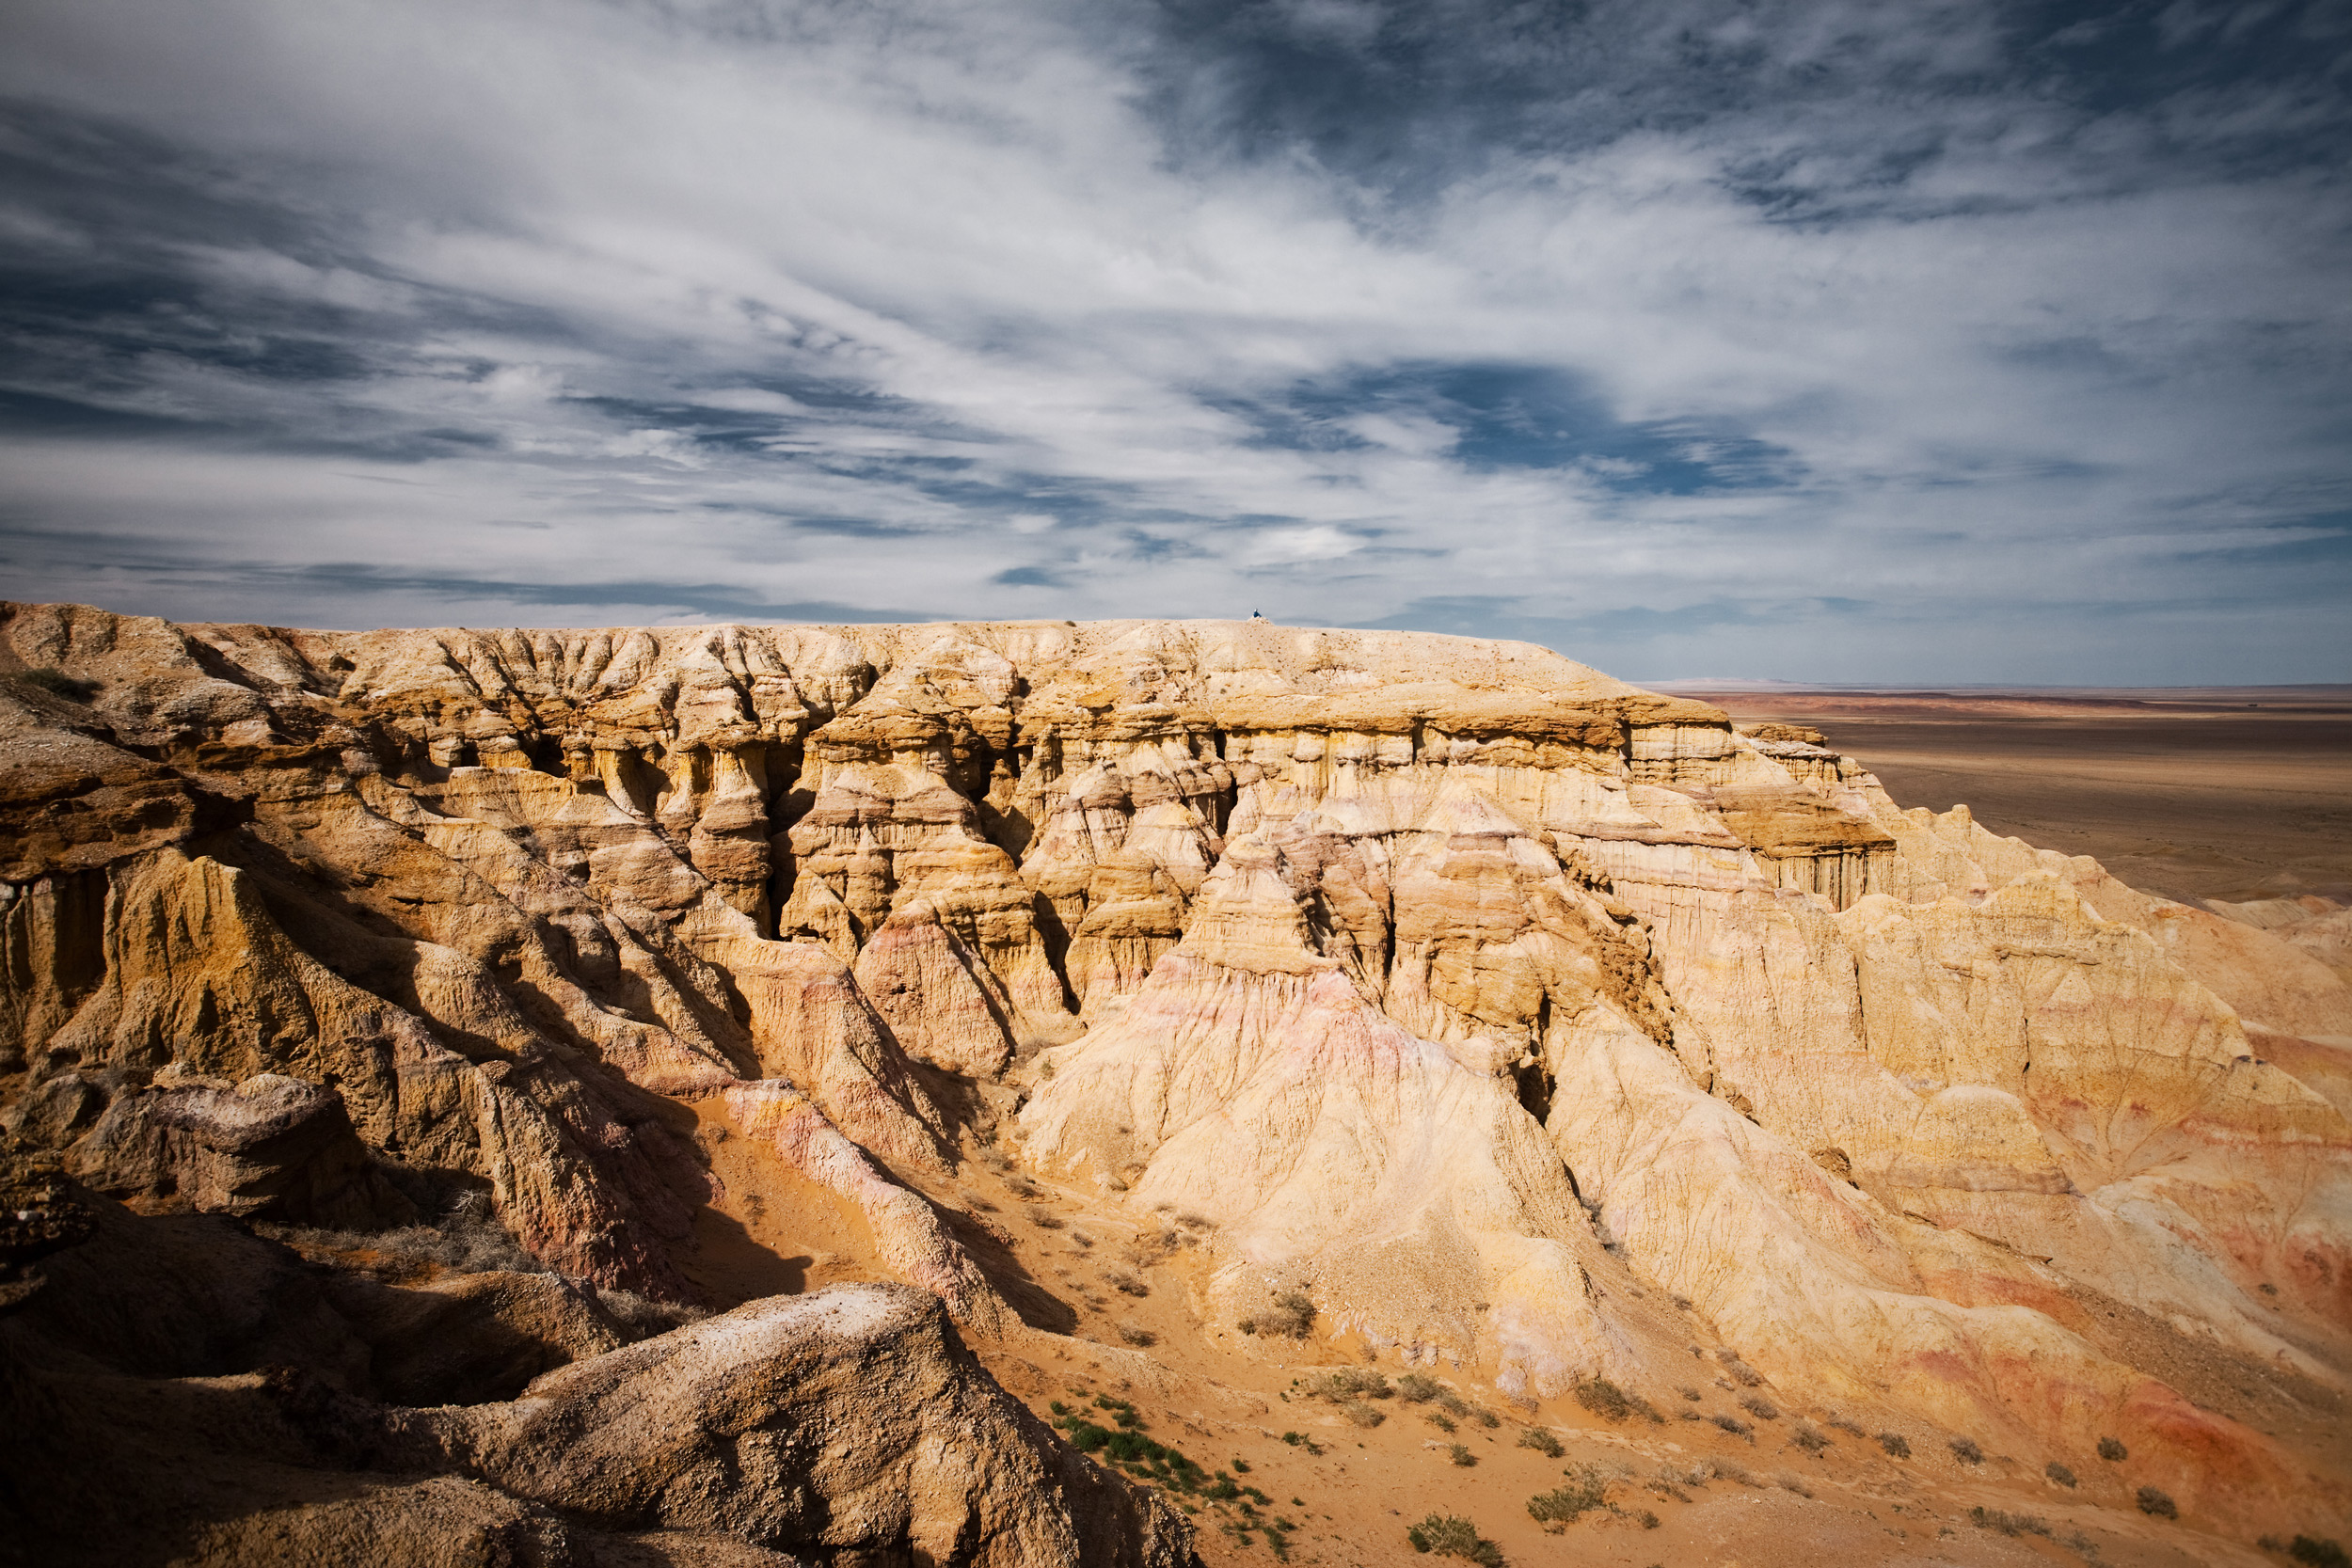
(1658, 686, 2352, 908)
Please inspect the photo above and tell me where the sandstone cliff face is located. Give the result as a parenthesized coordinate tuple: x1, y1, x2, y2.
(4, 601, 2349, 1540)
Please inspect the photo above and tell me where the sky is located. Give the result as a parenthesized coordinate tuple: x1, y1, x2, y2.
(1, 0, 2347, 684)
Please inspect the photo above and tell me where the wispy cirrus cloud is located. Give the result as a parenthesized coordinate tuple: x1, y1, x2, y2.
(0, 0, 2345, 680)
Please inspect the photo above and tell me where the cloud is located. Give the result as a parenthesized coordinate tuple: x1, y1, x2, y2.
(0, 0, 2345, 681)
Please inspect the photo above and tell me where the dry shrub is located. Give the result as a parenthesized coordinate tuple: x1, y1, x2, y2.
(1103, 1268, 1149, 1297)
(1242, 1291, 1315, 1338)
(1775, 1472, 1813, 1498)
(1517, 1427, 1564, 1458)
(1307, 1368, 1392, 1402)
(1427, 1412, 1456, 1433)
(1341, 1400, 1386, 1429)
(1711, 1414, 1753, 1439)
(1738, 1394, 1778, 1420)
(596, 1287, 711, 1338)
(1025, 1205, 1063, 1229)
(2045, 1460, 2076, 1487)
(1406, 1514, 1502, 1565)
(1948, 1436, 1984, 1465)
(1398, 1373, 1441, 1402)
(2097, 1435, 2128, 1461)
(1972, 1507, 2052, 1538)
(1527, 1467, 1609, 1530)
(1449, 1443, 1476, 1467)
(1716, 1349, 1765, 1387)
(1572, 1378, 1632, 1422)
(2136, 1486, 2177, 1520)
(1791, 1421, 1830, 1453)
(1878, 1432, 1911, 1459)
(1118, 1323, 1157, 1348)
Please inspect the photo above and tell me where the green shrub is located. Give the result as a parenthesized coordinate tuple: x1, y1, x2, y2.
(1517, 1427, 1564, 1458)
(1427, 1413, 1456, 1433)
(2137, 1486, 2177, 1519)
(1449, 1443, 1476, 1467)
(1406, 1513, 1502, 1565)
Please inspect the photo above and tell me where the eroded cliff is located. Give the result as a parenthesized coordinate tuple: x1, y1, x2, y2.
(2, 602, 2346, 1559)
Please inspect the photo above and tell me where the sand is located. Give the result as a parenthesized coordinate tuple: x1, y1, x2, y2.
(1658, 686, 2352, 907)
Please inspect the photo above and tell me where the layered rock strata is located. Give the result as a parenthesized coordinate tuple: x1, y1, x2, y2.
(3, 601, 2348, 1536)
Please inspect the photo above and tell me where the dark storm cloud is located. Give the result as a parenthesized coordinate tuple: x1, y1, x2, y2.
(0, 0, 2345, 680)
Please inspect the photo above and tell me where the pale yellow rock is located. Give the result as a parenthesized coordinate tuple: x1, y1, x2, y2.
(4, 599, 2346, 1528)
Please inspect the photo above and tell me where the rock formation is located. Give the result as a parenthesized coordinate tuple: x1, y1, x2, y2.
(2, 601, 2347, 1555)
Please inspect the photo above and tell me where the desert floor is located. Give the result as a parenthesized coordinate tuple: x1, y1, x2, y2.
(1661, 686, 2352, 908)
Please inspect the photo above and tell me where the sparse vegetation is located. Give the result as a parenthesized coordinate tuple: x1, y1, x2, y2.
(1948, 1436, 1983, 1465)
(1427, 1413, 1456, 1433)
(1825, 1413, 1867, 1436)
(1775, 1472, 1813, 1498)
(2136, 1486, 2177, 1519)
(2097, 1435, 2127, 1462)
(261, 1188, 558, 1284)
(1679, 1386, 1702, 1402)
(1241, 1291, 1315, 1338)
(1738, 1394, 1778, 1420)
(1407, 1513, 1503, 1565)
(1716, 1349, 1765, 1387)
(1791, 1421, 1829, 1452)
(1340, 1400, 1385, 1428)
(1710, 1414, 1752, 1439)
(1517, 1427, 1564, 1458)
(1117, 1323, 1156, 1347)
(2045, 1460, 2076, 1487)
(1449, 1443, 1476, 1467)
(1878, 1432, 1911, 1459)
(1527, 1467, 1610, 1530)
(1025, 1205, 1064, 1229)
(1573, 1377, 1652, 1423)
(1398, 1372, 1442, 1402)
(2290, 1536, 2350, 1566)
(1305, 1367, 1391, 1401)
(1103, 1268, 1148, 1297)
(1971, 1507, 2052, 1538)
